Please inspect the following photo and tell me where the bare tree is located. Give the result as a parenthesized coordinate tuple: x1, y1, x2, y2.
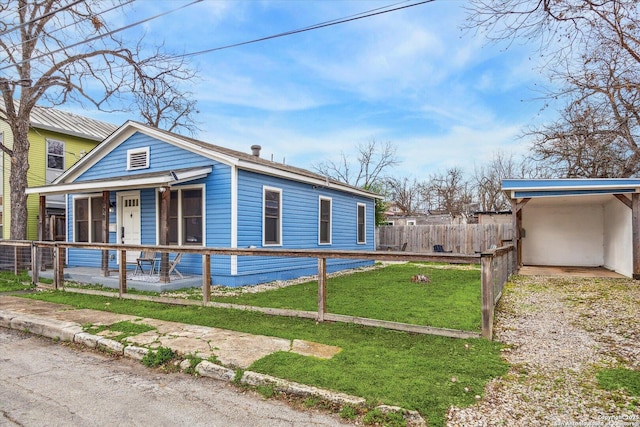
(466, 0, 640, 177)
(0, 0, 198, 239)
(473, 150, 551, 210)
(528, 99, 639, 177)
(312, 139, 399, 188)
(384, 177, 424, 215)
(423, 168, 473, 215)
(134, 61, 200, 136)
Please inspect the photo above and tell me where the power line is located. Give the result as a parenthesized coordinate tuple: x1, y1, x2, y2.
(0, 0, 86, 38)
(0, 0, 203, 74)
(177, 0, 435, 59)
(0, 0, 136, 58)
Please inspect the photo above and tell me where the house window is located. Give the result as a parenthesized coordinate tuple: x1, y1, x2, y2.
(161, 187, 203, 245)
(263, 187, 281, 245)
(127, 147, 150, 170)
(357, 203, 366, 244)
(47, 139, 65, 170)
(319, 197, 332, 244)
(407, 220, 416, 226)
(74, 196, 104, 242)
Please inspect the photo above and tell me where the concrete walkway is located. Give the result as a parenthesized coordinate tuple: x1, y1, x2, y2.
(0, 294, 427, 426)
(0, 295, 340, 369)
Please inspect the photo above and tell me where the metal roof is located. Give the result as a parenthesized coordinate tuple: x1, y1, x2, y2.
(0, 100, 118, 141)
(28, 104, 118, 141)
(502, 178, 640, 199)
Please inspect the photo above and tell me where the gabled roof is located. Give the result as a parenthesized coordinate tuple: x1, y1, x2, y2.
(1, 101, 118, 141)
(502, 178, 640, 199)
(29, 121, 382, 200)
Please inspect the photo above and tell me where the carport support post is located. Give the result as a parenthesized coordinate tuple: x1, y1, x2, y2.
(633, 194, 640, 279)
(317, 257, 327, 322)
(481, 253, 494, 340)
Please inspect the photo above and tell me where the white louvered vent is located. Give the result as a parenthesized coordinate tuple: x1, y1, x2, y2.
(127, 147, 149, 170)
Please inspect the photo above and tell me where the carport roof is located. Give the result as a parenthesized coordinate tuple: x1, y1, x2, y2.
(502, 178, 640, 199)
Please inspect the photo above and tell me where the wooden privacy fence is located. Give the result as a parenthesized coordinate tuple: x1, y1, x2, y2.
(377, 224, 514, 254)
(0, 240, 515, 340)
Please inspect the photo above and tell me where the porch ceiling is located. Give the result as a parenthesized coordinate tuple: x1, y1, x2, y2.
(523, 193, 621, 207)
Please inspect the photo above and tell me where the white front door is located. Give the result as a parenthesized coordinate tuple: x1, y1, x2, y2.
(119, 192, 141, 264)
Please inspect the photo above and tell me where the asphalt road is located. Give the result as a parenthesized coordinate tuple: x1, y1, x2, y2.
(0, 328, 349, 427)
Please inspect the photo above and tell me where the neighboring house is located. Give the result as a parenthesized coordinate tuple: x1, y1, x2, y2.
(502, 178, 640, 279)
(27, 121, 379, 287)
(476, 211, 512, 225)
(0, 104, 117, 240)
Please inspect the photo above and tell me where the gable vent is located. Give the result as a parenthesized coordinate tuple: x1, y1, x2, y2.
(127, 147, 150, 170)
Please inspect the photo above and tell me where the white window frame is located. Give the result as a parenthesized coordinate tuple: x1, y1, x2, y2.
(407, 220, 417, 226)
(72, 194, 104, 243)
(127, 147, 150, 170)
(156, 184, 205, 246)
(357, 203, 367, 244)
(318, 196, 332, 245)
(263, 186, 282, 246)
(46, 139, 65, 171)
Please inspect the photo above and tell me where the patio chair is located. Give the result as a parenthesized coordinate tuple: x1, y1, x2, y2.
(168, 253, 183, 279)
(433, 244, 452, 253)
(135, 251, 159, 276)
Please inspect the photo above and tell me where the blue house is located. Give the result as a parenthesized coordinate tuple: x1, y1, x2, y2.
(27, 121, 379, 287)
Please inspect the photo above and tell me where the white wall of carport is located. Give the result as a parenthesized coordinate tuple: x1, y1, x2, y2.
(603, 197, 632, 277)
(522, 201, 605, 267)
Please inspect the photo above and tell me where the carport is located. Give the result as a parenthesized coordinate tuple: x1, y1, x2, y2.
(502, 179, 640, 279)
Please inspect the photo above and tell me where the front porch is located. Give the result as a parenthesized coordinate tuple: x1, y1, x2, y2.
(36, 267, 203, 292)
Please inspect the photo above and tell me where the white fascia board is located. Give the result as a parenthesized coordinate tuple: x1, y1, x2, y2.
(60, 122, 237, 183)
(237, 161, 382, 200)
(27, 176, 170, 195)
(59, 126, 138, 183)
(28, 166, 213, 195)
(133, 124, 239, 166)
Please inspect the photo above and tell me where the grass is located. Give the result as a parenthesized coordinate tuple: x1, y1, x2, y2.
(208, 262, 482, 331)
(0, 270, 34, 292)
(83, 320, 156, 342)
(597, 368, 640, 396)
(20, 287, 507, 427)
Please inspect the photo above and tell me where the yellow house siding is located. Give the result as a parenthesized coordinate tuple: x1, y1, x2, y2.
(1, 120, 14, 239)
(26, 129, 100, 240)
(1, 124, 100, 240)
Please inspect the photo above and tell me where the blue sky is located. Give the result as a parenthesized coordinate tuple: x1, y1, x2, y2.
(84, 0, 553, 181)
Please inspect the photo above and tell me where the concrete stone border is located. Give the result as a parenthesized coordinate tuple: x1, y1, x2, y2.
(0, 309, 426, 427)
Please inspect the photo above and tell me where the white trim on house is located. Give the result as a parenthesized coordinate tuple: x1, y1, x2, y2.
(318, 196, 332, 245)
(262, 186, 282, 247)
(43, 121, 381, 201)
(26, 166, 213, 195)
(357, 203, 367, 244)
(231, 165, 238, 275)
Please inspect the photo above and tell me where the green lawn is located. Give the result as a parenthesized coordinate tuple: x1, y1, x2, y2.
(208, 262, 482, 331)
(0, 271, 34, 292)
(20, 275, 506, 427)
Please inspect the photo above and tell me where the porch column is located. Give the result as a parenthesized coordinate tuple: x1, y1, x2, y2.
(633, 194, 640, 279)
(38, 195, 46, 241)
(101, 191, 110, 277)
(159, 186, 170, 283)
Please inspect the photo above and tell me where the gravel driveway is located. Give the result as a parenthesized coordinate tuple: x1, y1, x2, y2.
(447, 274, 640, 426)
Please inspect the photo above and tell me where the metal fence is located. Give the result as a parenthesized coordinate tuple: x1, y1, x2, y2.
(0, 240, 516, 340)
